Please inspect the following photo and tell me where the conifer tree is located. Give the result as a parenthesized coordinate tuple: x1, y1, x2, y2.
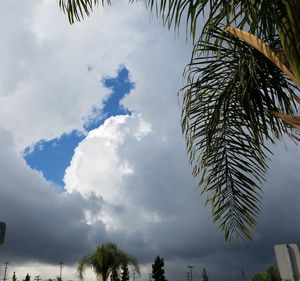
(151, 256, 167, 281)
(202, 269, 209, 281)
(23, 274, 30, 281)
(12, 272, 17, 281)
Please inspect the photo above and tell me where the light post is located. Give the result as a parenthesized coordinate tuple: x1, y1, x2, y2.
(59, 262, 64, 281)
(2, 262, 8, 281)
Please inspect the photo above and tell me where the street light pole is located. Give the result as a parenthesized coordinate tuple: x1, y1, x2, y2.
(2, 262, 8, 281)
(59, 262, 64, 281)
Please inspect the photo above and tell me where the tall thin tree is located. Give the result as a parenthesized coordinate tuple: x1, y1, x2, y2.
(202, 269, 209, 281)
(151, 256, 167, 281)
(12, 272, 17, 281)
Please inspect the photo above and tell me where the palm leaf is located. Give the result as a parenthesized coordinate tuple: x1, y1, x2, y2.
(78, 255, 93, 280)
(270, 111, 300, 131)
(145, 0, 280, 41)
(274, 0, 300, 87)
(59, 0, 109, 24)
(225, 26, 296, 84)
(58, 0, 279, 40)
(181, 27, 298, 241)
(226, 26, 300, 133)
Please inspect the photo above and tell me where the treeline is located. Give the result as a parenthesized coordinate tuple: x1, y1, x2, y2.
(11, 273, 30, 281)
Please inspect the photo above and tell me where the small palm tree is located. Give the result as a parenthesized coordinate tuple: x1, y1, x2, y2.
(77, 242, 140, 281)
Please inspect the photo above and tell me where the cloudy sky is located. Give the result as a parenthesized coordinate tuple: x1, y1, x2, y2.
(0, 1, 300, 281)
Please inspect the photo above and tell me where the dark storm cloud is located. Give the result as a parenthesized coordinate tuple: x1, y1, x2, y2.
(0, 127, 106, 265)
(0, 56, 298, 281)
(181, 141, 300, 281)
(0, 1, 298, 280)
(115, 125, 300, 281)
(1, 120, 299, 281)
(0, 126, 156, 267)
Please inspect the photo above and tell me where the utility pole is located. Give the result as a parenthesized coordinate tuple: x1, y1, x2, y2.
(187, 266, 194, 281)
(186, 272, 190, 281)
(59, 262, 64, 281)
(2, 262, 8, 281)
(149, 273, 152, 281)
(34, 276, 41, 281)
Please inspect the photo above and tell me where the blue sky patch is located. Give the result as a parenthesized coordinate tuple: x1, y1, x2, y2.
(84, 65, 133, 131)
(24, 65, 134, 188)
(24, 131, 85, 187)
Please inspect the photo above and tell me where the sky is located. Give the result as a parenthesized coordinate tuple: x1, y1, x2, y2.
(24, 66, 132, 187)
(0, 1, 300, 281)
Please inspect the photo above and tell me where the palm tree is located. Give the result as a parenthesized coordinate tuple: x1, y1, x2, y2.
(180, 0, 300, 242)
(58, 0, 300, 241)
(77, 242, 140, 281)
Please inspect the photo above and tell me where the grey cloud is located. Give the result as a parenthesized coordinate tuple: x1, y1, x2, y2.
(0, 1, 299, 280)
(0, 126, 157, 267)
(106, 113, 300, 281)
(0, 127, 103, 265)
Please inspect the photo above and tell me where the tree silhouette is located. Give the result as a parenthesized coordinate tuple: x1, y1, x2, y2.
(12, 272, 17, 281)
(202, 269, 209, 281)
(151, 256, 167, 281)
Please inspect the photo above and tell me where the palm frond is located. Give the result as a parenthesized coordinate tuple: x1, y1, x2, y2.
(226, 26, 300, 133)
(274, 0, 300, 87)
(145, 0, 279, 41)
(226, 27, 296, 84)
(118, 251, 140, 275)
(59, 0, 109, 24)
(270, 111, 300, 131)
(181, 27, 298, 241)
(77, 255, 92, 280)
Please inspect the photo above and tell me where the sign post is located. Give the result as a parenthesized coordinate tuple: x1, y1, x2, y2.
(0, 222, 6, 245)
(274, 244, 300, 281)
